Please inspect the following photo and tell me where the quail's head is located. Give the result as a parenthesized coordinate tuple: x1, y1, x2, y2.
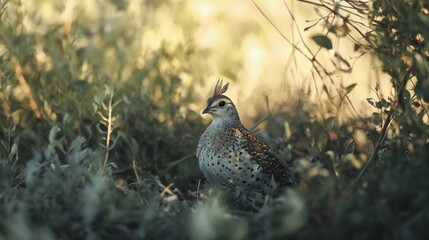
(202, 80, 240, 123)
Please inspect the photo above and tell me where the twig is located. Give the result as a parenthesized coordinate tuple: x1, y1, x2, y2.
(249, 113, 272, 133)
(158, 181, 175, 197)
(13, 58, 42, 118)
(356, 110, 394, 182)
(162, 153, 194, 173)
(133, 160, 141, 186)
(254, 0, 364, 120)
(196, 178, 201, 202)
(103, 93, 113, 168)
(251, 0, 312, 62)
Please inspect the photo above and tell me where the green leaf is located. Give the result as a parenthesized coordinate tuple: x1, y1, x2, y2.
(379, 98, 390, 108)
(345, 83, 357, 94)
(414, 53, 429, 101)
(412, 101, 421, 107)
(9, 143, 18, 159)
(354, 43, 361, 51)
(366, 98, 376, 107)
(69, 136, 86, 153)
(49, 125, 61, 144)
(371, 113, 382, 125)
(311, 35, 333, 49)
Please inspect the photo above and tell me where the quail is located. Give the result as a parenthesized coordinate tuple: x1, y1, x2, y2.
(196, 79, 295, 192)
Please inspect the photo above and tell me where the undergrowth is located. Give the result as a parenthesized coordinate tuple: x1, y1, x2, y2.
(0, 0, 428, 239)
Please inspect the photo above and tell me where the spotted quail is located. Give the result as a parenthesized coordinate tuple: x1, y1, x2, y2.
(196, 79, 295, 192)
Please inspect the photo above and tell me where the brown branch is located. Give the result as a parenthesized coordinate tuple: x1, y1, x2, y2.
(13, 58, 42, 119)
(355, 110, 394, 182)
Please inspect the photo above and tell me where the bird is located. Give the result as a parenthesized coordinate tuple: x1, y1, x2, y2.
(196, 79, 295, 193)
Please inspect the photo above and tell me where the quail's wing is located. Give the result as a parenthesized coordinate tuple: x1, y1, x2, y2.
(237, 127, 295, 186)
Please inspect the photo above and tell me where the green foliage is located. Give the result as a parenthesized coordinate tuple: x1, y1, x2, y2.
(371, 0, 429, 101)
(0, 0, 428, 239)
(366, 1, 429, 178)
(0, 135, 190, 239)
(311, 35, 333, 50)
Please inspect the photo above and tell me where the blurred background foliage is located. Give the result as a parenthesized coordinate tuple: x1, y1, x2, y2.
(0, 0, 428, 239)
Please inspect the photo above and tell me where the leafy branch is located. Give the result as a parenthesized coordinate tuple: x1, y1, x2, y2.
(93, 86, 122, 171)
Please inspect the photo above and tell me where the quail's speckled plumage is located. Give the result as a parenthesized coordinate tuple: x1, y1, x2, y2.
(196, 80, 294, 192)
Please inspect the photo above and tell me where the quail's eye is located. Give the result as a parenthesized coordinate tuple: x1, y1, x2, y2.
(218, 101, 226, 107)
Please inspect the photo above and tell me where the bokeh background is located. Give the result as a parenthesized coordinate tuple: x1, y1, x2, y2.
(1, 0, 428, 239)
(11, 0, 392, 121)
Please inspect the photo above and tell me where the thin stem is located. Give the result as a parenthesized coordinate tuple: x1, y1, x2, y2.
(251, 0, 313, 62)
(133, 160, 141, 186)
(162, 153, 194, 173)
(356, 110, 394, 182)
(103, 94, 113, 168)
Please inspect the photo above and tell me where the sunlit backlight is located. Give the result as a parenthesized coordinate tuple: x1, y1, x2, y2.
(195, 1, 215, 21)
(247, 46, 264, 63)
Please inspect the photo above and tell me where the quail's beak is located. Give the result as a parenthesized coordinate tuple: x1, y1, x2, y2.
(202, 107, 211, 114)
